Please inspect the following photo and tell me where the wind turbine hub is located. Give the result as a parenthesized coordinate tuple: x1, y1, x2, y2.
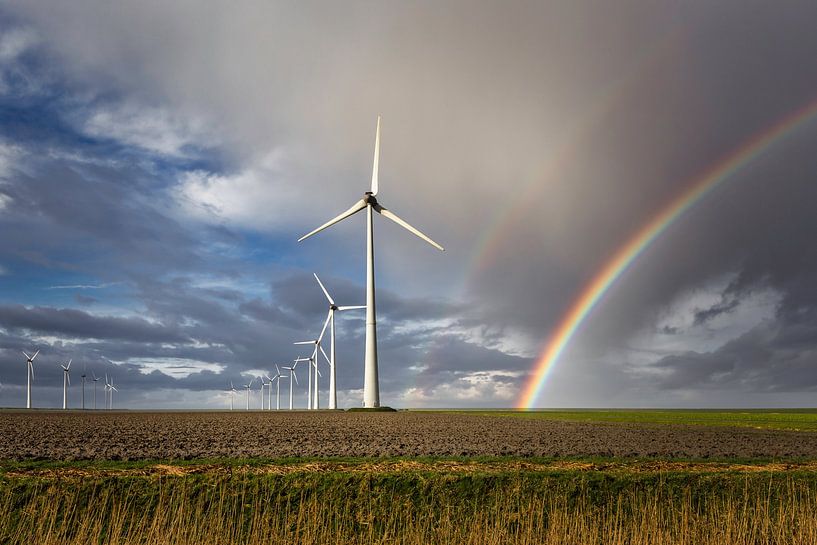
(330, 304, 338, 310)
(363, 193, 378, 205)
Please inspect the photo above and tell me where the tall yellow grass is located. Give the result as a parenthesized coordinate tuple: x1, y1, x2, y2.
(1, 472, 815, 544)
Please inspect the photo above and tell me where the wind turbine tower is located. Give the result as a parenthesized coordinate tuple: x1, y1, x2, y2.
(22, 350, 39, 409)
(229, 381, 237, 410)
(313, 273, 364, 409)
(243, 378, 253, 411)
(80, 365, 87, 410)
(92, 372, 101, 410)
(60, 359, 72, 410)
(298, 117, 444, 407)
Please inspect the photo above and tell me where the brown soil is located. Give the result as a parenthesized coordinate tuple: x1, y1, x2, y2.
(1, 410, 816, 461)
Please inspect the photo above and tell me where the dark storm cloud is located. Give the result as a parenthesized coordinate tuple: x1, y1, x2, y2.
(0, 305, 187, 343)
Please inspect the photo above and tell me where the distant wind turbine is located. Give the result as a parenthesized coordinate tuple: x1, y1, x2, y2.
(22, 350, 39, 409)
(243, 378, 253, 411)
(60, 359, 72, 410)
(298, 116, 444, 407)
(228, 381, 237, 410)
(313, 273, 365, 409)
(92, 372, 101, 410)
(294, 333, 330, 410)
(80, 364, 87, 410)
(272, 365, 283, 410)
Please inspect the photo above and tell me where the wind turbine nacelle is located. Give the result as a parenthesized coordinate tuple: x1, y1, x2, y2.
(363, 193, 378, 205)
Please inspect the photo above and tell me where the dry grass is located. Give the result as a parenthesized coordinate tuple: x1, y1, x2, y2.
(1, 469, 816, 544)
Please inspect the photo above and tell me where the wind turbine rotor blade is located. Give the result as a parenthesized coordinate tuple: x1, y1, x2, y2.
(318, 310, 331, 342)
(293, 341, 315, 345)
(22, 351, 30, 360)
(276, 364, 281, 376)
(337, 305, 366, 311)
(67, 359, 72, 369)
(28, 361, 34, 379)
(31, 350, 39, 360)
(373, 203, 444, 251)
(67, 374, 70, 386)
(319, 344, 331, 365)
(371, 115, 381, 195)
(298, 199, 367, 242)
(313, 273, 335, 305)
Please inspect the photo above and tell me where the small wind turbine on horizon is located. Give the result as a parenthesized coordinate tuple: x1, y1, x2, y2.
(92, 372, 101, 410)
(258, 376, 265, 410)
(313, 273, 365, 409)
(228, 381, 237, 410)
(22, 350, 39, 409)
(60, 359, 72, 410)
(294, 333, 330, 410)
(243, 378, 253, 411)
(282, 358, 305, 410)
(271, 365, 283, 410)
(264, 373, 274, 411)
(104, 375, 118, 410)
(80, 364, 87, 410)
(298, 116, 444, 408)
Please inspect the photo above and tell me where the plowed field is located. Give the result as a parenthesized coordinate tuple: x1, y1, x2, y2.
(2, 410, 816, 461)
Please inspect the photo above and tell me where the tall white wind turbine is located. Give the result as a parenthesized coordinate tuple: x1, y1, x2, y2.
(298, 116, 444, 407)
(22, 350, 39, 409)
(294, 332, 330, 410)
(272, 365, 283, 410)
(228, 381, 237, 410)
(281, 360, 302, 410)
(313, 273, 365, 409)
(264, 374, 274, 411)
(80, 364, 87, 410)
(243, 378, 253, 411)
(92, 372, 100, 410)
(109, 377, 118, 409)
(258, 376, 265, 410)
(60, 359, 72, 410)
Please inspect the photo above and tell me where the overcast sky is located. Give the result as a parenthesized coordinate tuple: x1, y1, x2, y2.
(0, 1, 816, 409)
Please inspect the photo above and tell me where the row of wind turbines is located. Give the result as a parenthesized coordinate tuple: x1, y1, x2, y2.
(20, 350, 119, 409)
(227, 116, 443, 410)
(227, 273, 364, 411)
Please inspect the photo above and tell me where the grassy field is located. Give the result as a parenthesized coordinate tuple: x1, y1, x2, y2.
(2, 410, 816, 543)
(2, 459, 817, 544)
(435, 408, 817, 431)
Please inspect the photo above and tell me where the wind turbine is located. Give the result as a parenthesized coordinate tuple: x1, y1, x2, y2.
(104, 374, 118, 410)
(243, 378, 253, 411)
(298, 116, 444, 407)
(264, 373, 274, 411)
(313, 273, 365, 409)
(228, 381, 237, 410)
(282, 359, 304, 410)
(258, 376, 265, 410)
(60, 359, 72, 410)
(272, 365, 283, 410)
(92, 372, 101, 410)
(21, 350, 39, 409)
(294, 332, 330, 410)
(80, 364, 87, 410)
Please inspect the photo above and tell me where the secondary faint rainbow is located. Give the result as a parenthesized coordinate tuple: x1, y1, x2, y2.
(518, 96, 817, 409)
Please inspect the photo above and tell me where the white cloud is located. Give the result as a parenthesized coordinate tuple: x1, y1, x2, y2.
(128, 357, 224, 379)
(80, 102, 215, 157)
(175, 149, 305, 229)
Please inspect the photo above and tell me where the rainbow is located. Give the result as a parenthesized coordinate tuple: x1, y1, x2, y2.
(518, 96, 817, 409)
